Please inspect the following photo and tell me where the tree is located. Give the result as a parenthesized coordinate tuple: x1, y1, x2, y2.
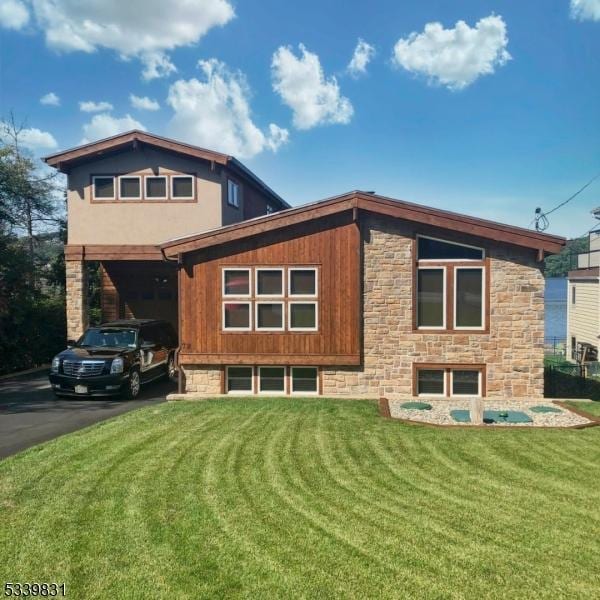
(544, 236, 588, 278)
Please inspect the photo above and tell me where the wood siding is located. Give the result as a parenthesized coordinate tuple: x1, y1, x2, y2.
(179, 212, 361, 365)
(568, 279, 599, 349)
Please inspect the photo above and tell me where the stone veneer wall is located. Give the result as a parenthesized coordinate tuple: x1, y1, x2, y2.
(183, 365, 222, 394)
(65, 259, 88, 341)
(322, 215, 545, 399)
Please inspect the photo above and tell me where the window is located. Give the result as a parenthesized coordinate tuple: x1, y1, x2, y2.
(291, 367, 318, 394)
(572, 286, 576, 304)
(417, 268, 445, 328)
(256, 268, 283, 296)
(417, 370, 445, 396)
(415, 365, 485, 397)
(417, 236, 484, 260)
(258, 367, 285, 393)
(451, 370, 481, 396)
(256, 302, 284, 331)
(223, 269, 250, 297)
(145, 176, 167, 199)
(223, 302, 251, 330)
(289, 302, 318, 331)
(119, 176, 141, 200)
(289, 268, 317, 297)
(92, 176, 115, 200)
(172, 175, 194, 199)
(266, 204, 274, 214)
(227, 366, 253, 394)
(571, 337, 578, 361)
(227, 179, 240, 208)
(454, 268, 484, 329)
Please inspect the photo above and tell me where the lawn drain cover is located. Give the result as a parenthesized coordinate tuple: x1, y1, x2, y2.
(401, 401, 433, 410)
(530, 405, 562, 413)
(450, 410, 532, 424)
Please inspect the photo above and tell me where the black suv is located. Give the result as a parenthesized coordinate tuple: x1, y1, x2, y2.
(49, 319, 178, 399)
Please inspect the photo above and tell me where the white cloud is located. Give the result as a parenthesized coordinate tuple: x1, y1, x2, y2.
(272, 44, 354, 129)
(392, 15, 511, 90)
(166, 58, 289, 159)
(347, 38, 375, 77)
(0, 0, 29, 30)
(571, 0, 600, 21)
(79, 100, 114, 113)
(81, 113, 145, 143)
(19, 127, 58, 150)
(40, 91, 60, 106)
(0, 1, 235, 79)
(130, 94, 160, 111)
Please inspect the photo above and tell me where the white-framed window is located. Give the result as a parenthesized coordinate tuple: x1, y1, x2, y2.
(288, 301, 318, 331)
(222, 268, 251, 297)
(222, 302, 252, 331)
(288, 267, 317, 297)
(255, 268, 284, 297)
(291, 367, 318, 395)
(450, 370, 482, 397)
(255, 301, 285, 331)
(453, 267, 485, 330)
(258, 366, 286, 394)
(227, 179, 240, 208)
(416, 266, 446, 329)
(417, 369, 446, 397)
(266, 204, 274, 214)
(171, 175, 195, 200)
(92, 176, 115, 200)
(226, 366, 254, 394)
(119, 175, 141, 200)
(417, 235, 485, 261)
(145, 175, 168, 200)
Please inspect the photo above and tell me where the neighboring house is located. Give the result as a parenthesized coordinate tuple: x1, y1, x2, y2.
(567, 224, 600, 362)
(160, 191, 564, 399)
(44, 131, 289, 339)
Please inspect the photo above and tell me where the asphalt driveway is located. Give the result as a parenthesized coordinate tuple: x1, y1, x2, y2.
(0, 369, 174, 459)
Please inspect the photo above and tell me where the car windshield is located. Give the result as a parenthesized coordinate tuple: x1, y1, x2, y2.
(78, 328, 137, 349)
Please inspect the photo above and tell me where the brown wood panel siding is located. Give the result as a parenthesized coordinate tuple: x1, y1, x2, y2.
(100, 262, 119, 322)
(180, 213, 360, 365)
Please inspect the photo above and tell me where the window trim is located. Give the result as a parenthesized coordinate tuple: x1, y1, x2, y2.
(453, 266, 486, 331)
(227, 178, 240, 208)
(258, 366, 286, 395)
(226, 366, 254, 395)
(92, 175, 116, 200)
(288, 267, 318, 298)
(222, 301, 252, 331)
(222, 268, 251, 298)
(255, 267, 284, 298)
(416, 234, 485, 262)
(288, 301, 319, 331)
(413, 364, 487, 397)
(416, 369, 446, 397)
(171, 174, 195, 200)
(144, 175, 168, 200)
(255, 301, 285, 331)
(118, 175, 142, 200)
(290, 366, 319, 395)
(450, 369, 482, 397)
(416, 266, 447, 330)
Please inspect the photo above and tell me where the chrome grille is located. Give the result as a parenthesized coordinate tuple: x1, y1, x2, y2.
(62, 360, 105, 377)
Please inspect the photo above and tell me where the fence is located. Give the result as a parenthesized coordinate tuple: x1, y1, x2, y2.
(545, 363, 600, 400)
(544, 337, 567, 358)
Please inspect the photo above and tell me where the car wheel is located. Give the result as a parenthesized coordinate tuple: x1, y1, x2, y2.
(125, 369, 141, 399)
(166, 354, 177, 381)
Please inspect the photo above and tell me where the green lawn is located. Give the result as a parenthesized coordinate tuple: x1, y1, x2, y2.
(563, 400, 600, 417)
(1, 398, 599, 599)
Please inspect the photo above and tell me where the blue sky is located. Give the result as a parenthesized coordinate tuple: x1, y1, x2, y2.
(0, 0, 598, 238)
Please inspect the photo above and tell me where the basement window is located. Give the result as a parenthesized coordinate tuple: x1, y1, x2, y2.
(92, 176, 115, 200)
(291, 367, 318, 394)
(258, 367, 285, 394)
(417, 370, 446, 396)
(451, 370, 481, 396)
(226, 366, 253, 394)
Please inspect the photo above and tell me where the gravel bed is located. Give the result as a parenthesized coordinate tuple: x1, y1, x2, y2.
(388, 399, 593, 427)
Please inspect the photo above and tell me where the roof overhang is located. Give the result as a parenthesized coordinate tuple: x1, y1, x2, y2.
(160, 190, 566, 259)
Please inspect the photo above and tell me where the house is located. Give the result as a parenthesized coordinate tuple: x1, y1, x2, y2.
(44, 130, 289, 340)
(160, 191, 565, 399)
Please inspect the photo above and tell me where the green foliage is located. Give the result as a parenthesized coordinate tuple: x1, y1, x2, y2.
(544, 236, 588, 277)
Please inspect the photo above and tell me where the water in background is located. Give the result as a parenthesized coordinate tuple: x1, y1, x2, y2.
(545, 277, 567, 342)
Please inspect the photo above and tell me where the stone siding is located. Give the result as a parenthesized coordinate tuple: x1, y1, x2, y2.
(65, 259, 88, 341)
(183, 365, 222, 394)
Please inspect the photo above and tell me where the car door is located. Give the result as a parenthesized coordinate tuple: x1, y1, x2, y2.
(138, 325, 167, 380)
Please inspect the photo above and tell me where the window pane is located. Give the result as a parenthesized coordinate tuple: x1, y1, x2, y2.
(146, 177, 166, 198)
(172, 176, 193, 198)
(228, 180, 239, 207)
(120, 177, 140, 198)
(94, 177, 114, 198)
(417, 269, 444, 327)
(455, 269, 483, 328)
(290, 269, 316, 295)
(224, 270, 249, 295)
(452, 370, 480, 395)
(292, 367, 318, 393)
(227, 367, 253, 392)
(418, 370, 444, 395)
(418, 237, 483, 260)
(257, 303, 283, 329)
(290, 303, 316, 329)
(257, 270, 282, 295)
(224, 303, 250, 328)
(260, 367, 285, 392)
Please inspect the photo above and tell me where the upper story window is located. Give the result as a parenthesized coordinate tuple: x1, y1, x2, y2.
(227, 179, 240, 208)
(145, 176, 168, 200)
(92, 176, 115, 200)
(171, 175, 194, 199)
(415, 235, 487, 332)
(119, 176, 141, 200)
(266, 204, 274, 214)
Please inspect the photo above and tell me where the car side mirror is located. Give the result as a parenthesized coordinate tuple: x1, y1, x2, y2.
(67, 339, 76, 347)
